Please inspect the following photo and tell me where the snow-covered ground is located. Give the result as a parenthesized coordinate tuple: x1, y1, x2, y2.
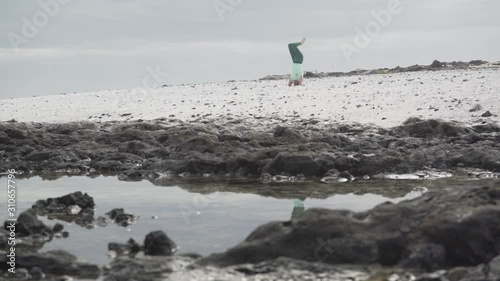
(1, 68, 499, 127)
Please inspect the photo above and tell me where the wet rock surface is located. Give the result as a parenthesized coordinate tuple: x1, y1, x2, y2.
(0, 250, 100, 280)
(32, 191, 96, 226)
(30, 192, 140, 229)
(200, 185, 498, 267)
(1, 116, 500, 280)
(1, 185, 499, 280)
(1, 118, 500, 182)
(108, 238, 141, 258)
(104, 208, 140, 227)
(199, 185, 500, 271)
(1, 208, 57, 249)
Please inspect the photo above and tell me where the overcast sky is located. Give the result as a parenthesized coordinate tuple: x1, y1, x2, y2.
(1, 0, 499, 99)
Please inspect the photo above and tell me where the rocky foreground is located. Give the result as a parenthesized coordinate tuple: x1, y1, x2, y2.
(0, 116, 500, 280)
(1, 117, 499, 181)
(1, 184, 500, 281)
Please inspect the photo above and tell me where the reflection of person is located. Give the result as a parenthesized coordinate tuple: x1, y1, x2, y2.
(288, 38, 306, 86)
(290, 198, 305, 219)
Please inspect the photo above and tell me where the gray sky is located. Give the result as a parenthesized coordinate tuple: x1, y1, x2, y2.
(1, 0, 499, 98)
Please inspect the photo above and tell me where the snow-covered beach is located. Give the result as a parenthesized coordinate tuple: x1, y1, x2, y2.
(1, 65, 500, 281)
(1, 67, 498, 127)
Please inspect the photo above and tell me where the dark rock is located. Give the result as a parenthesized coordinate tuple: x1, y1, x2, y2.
(93, 160, 123, 172)
(449, 148, 500, 171)
(175, 136, 217, 153)
(52, 223, 64, 233)
(263, 153, 321, 177)
(0, 118, 499, 181)
(351, 152, 405, 176)
(143, 147, 170, 158)
(450, 61, 469, 68)
(401, 243, 447, 271)
(407, 65, 425, 72)
(334, 155, 360, 172)
(226, 157, 261, 176)
(18, 144, 35, 156)
(25, 150, 52, 161)
(5, 208, 53, 238)
(464, 133, 483, 144)
(29, 192, 97, 228)
(318, 134, 350, 147)
(431, 60, 443, 68)
(108, 238, 141, 257)
(118, 170, 148, 181)
(448, 255, 500, 281)
(106, 208, 138, 227)
(260, 60, 491, 80)
(0, 131, 11, 144)
(2, 127, 28, 139)
(33, 191, 95, 215)
(103, 256, 178, 281)
(274, 126, 306, 142)
(46, 122, 97, 135)
(115, 122, 166, 132)
(29, 266, 46, 280)
(469, 60, 488, 66)
(16, 250, 100, 279)
(472, 123, 500, 133)
(303, 71, 320, 78)
(118, 141, 149, 155)
(482, 111, 493, 117)
(144, 230, 177, 256)
(199, 186, 500, 269)
(394, 118, 469, 138)
(218, 134, 243, 142)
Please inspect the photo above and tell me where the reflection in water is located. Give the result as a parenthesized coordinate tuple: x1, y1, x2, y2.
(1, 176, 492, 265)
(291, 199, 306, 219)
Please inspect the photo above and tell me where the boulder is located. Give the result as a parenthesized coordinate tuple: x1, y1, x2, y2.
(144, 230, 177, 256)
(33, 191, 95, 215)
(106, 208, 138, 227)
(482, 111, 493, 118)
(431, 60, 443, 68)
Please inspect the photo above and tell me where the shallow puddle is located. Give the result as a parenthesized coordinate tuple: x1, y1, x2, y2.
(1, 175, 496, 265)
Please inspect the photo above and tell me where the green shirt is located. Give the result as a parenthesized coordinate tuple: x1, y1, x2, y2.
(291, 63, 303, 81)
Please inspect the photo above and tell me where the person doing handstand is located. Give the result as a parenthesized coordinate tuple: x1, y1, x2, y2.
(288, 38, 306, 86)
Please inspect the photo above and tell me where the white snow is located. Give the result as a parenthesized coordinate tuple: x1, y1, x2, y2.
(1, 68, 499, 127)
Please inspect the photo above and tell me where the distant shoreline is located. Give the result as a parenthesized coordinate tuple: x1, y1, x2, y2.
(260, 59, 500, 81)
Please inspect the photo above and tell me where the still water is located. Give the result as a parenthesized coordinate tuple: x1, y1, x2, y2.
(0, 175, 492, 265)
